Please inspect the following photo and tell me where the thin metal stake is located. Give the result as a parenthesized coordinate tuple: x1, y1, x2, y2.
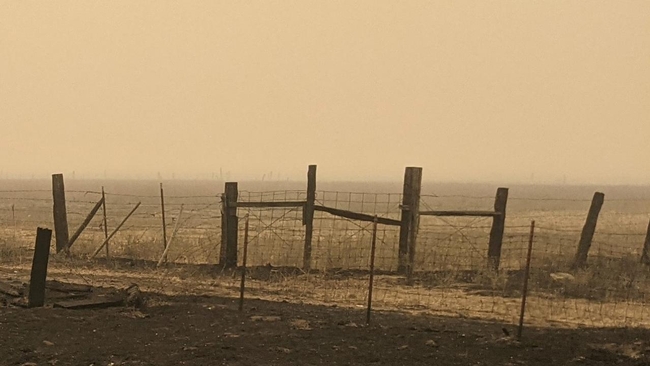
(101, 187, 110, 260)
(160, 183, 168, 250)
(517, 220, 535, 340)
(367, 216, 378, 325)
(239, 215, 250, 312)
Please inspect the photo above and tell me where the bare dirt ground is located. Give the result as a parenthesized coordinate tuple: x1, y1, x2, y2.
(2, 262, 650, 366)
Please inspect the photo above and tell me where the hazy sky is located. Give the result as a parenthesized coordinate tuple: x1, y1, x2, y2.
(1, 1, 648, 183)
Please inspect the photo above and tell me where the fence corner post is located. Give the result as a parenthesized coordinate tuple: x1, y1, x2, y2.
(52, 173, 69, 254)
(487, 187, 509, 271)
(303, 165, 317, 271)
(571, 191, 605, 269)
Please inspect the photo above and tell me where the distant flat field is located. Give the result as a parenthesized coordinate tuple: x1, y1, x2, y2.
(0, 179, 648, 270)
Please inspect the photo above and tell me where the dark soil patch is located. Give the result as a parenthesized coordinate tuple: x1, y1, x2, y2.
(2, 292, 650, 366)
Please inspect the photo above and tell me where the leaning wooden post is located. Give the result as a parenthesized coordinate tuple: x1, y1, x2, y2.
(571, 192, 605, 269)
(303, 165, 317, 271)
(398, 167, 422, 280)
(221, 182, 239, 269)
(91, 202, 141, 258)
(52, 174, 69, 254)
(28, 228, 52, 308)
(66, 196, 105, 251)
(641, 220, 650, 265)
(487, 187, 509, 271)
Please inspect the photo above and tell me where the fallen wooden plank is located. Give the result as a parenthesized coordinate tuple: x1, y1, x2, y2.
(46, 280, 93, 293)
(0, 281, 22, 297)
(53, 295, 124, 309)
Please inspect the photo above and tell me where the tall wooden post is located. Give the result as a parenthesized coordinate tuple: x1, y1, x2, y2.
(571, 192, 605, 269)
(641, 220, 650, 265)
(398, 167, 422, 279)
(220, 182, 239, 268)
(52, 174, 69, 254)
(28, 228, 52, 308)
(303, 165, 317, 271)
(487, 187, 509, 270)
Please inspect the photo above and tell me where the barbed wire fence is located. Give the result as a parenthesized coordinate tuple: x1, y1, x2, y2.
(1, 178, 649, 329)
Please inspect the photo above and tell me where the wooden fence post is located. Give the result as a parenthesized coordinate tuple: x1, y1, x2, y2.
(220, 182, 239, 269)
(641, 220, 650, 265)
(52, 174, 69, 254)
(571, 192, 605, 269)
(398, 167, 422, 279)
(303, 165, 317, 271)
(28, 227, 52, 307)
(487, 187, 509, 270)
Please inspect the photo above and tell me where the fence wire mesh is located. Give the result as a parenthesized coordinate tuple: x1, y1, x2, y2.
(1, 181, 649, 329)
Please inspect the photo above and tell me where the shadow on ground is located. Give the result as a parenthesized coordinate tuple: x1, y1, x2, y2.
(2, 289, 650, 366)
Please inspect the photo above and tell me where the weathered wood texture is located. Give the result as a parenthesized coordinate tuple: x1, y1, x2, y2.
(571, 192, 605, 269)
(314, 205, 401, 226)
(487, 187, 509, 270)
(221, 182, 239, 268)
(28, 228, 52, 308)
(52, 174, 69, 253)
(398, 167, 422, 279)
(303, 165, 317, 271)
(67, 197, 104, 250)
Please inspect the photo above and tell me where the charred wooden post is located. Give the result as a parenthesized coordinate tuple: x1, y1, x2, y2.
(487, 187, 509, 271)
(28, 228, 52, 307)
(571, 192, 605, 269)
(52, 174, 69, 253)
(303, 165, 317, 271)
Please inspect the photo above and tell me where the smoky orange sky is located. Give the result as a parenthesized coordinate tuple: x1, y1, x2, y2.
(1, 1, 648, 184)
